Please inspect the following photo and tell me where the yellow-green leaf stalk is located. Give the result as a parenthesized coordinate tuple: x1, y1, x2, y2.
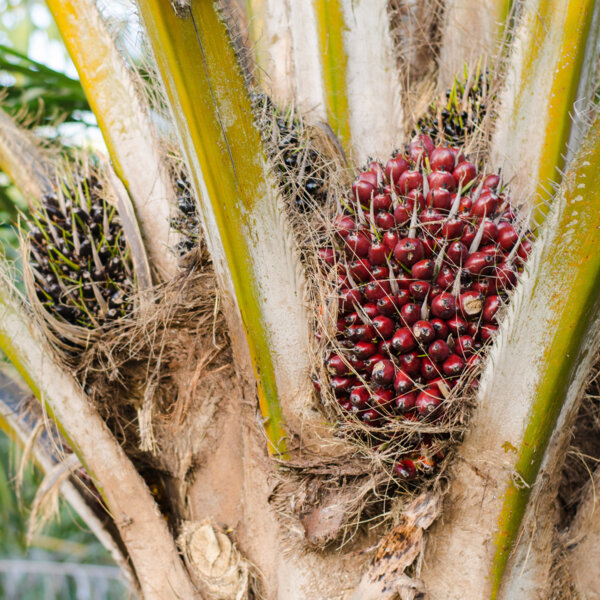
(0, 283, 200, 599)
(421, 112, 600, 599)
(490, 0, 599, 220)
(45, 0, 178, 280)
(136, 0, 331, 456)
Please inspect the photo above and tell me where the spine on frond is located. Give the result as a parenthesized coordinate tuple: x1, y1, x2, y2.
(490, 0, 597, 218)
(46, 0, 178, 280)
(420, 112, 600, 599)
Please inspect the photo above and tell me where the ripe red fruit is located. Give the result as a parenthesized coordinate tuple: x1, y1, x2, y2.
(431, 292, 457, 319)
(472, 193, 498, 218)
(395, 391, 417, 413)
(399, 351, 421, 376)
(442, 354, 465, 377)
(349, 259, 371, 281)
(385, 154, 409, 184)
(436, 265, 456, 289)
(376, 295, 398, 316)
(350, 386, 370, 409)
(446, 315, 468, 336)
(497, 225, 519, 251)
(361, 409, 382, 426)
(421, 357, 439, 380)
(419, 208, 444, 234)
(409, 280, 431, 300)
(334, 214, 355, 237)
(375, 211, 395, 230)
(517, 239, 533, 261)
(416, 387, 443, 416)
(394, 369, 414, 394)
(453, 161, 477, 186)
(363, 303, 379, 319)
(394, 459, 417, 479)
(483, 295, 501, 323)
(371, 265, 389, 280)
(483, 174, 500, 190)
(481, 324, 499, 342)
(318, 247, 336, 265)
(339, 288, 362, 312)
(372, 360, 396, 385)
(394, 237, 424, 267)
(364, 280, 392, 302)
(442, 217, 465, 239)
(372, 388, 394, 409)
(352, 178, 377, 204)
(426, 188, 453, 210)
(354, 324, 376, 342)
(372, 315, 395, 339)
(397, 170, 423, 194)
(411, 259, 435, 280)
(364, 353, 386, 373)
(401, 303, 420, 326)
(327, 354, 349, 375)
(428, 339, 451, 363)
(345, 231, 371, 258)
(430, 147, 456, 172)
(412, 320, 436, 345)
(429, 171, 457, 192)
(464, 252, 495, 275)
(353, 341, 378, 359)
(459, 291, 484, 317)
(331, 376, 358, 395)
(393, 203, 411, 225)
(431, 318, 450, 339)
(372, 192, 392, 211)
(454, 336, 476, 357)
(391, 327, 416, 353)
(461, 223, 477, 246)
(368, 241, 388, 265)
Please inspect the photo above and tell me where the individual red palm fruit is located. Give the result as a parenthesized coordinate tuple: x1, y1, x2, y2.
(413, 320, 436, 345)
(372, 315, 395, 338)
(411, 259, 435, 280)
(393, 203, 411, 225)
(372, 388, 394, 410)
(372, 192, 392, 211)
(375, 211, 395, 230)
(318, 247, 336, 265)
(352, 173, 377, 203)
(406, 189, 425, 210)
(395, 391, 417, 413)
(483, 174, 501, 190)
(517, 239, 533, 261)
(401, 303, 420, 326)
(334, 214, 355, 237)
(379, 339, 393, 354)
(371, 263, 389, 279)
(350, 386, 370, 409)
(397, 170, 423, 194)
(391, 327, 416, 353)
(345, 231, 370, 258)
(446, 315, 468, 336)
(368, 241, 388, 265)
(348, 355, 367, 372)
(394, 237, 424, 267)
(326, 354, 349, 376)
(353, 341, 378, 359)
(442, 354, 465, 377)
(453, 161, 477, 186)
(454, 335, 476, 357)
(494, 262, 517, 290)
(363, 303, 379, 319)
(396, 270, 413, 290)
(461, 223, 477, 246)
(464, 252, 495, 276)
(364, 353, 386, 374)
(428, 339, 451, 363)
(431, 292, 456, 319)
(442, 217, 465, 239)
(399, 351, 421, 376)
(354, 323, 376, 342)
(416, 387, 443, 416)
(459, 291, 484, 317)
(339, 288, 362, 312)
(446, 241, 468, 265)
(429, 171, 457, 192)
(385, 154, 409, 184)
(349, 259, 371, 281)
(394, 459, 417, 480)
(372, 359, 396, 385)
(331, 376, 358, 395)
(364, 280, 392, 302)
(430, 147, 455, 172)
(497, 224, 519, 251)
(420, 208, 444, 235)
(421, 357, 439, 380)
(436, 265, 456, 289)
(431, 318, 450, 339)
(394, 369, 414, 394)
(409, 280, 431, 300)
(472, 192, 498, 218)
(376, 295, 398, 316)
(483, 295, 501, 323)
(426, 188, 453, 210)
(480, 324, 498, 342)
(383, 230, 400, 252)
(361, 409, 382, 426)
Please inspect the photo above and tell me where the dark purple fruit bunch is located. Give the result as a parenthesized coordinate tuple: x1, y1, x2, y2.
(26, 172, 133, 334)
(253, 92, 327, 211)
(315, 134, 531, 482)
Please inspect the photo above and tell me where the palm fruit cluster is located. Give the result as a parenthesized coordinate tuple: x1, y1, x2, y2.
(26, 170, 133, 333)
(315, 133, 531, 481)
(415, 68, 489, 146)
(170, 177, 199, 257)
(253, 93, 327, 211)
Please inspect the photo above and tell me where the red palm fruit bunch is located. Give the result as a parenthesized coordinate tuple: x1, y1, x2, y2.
(315, 134, 532, 482)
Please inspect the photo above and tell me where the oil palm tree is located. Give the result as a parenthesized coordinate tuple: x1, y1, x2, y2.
(1, 1, 600, 599)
